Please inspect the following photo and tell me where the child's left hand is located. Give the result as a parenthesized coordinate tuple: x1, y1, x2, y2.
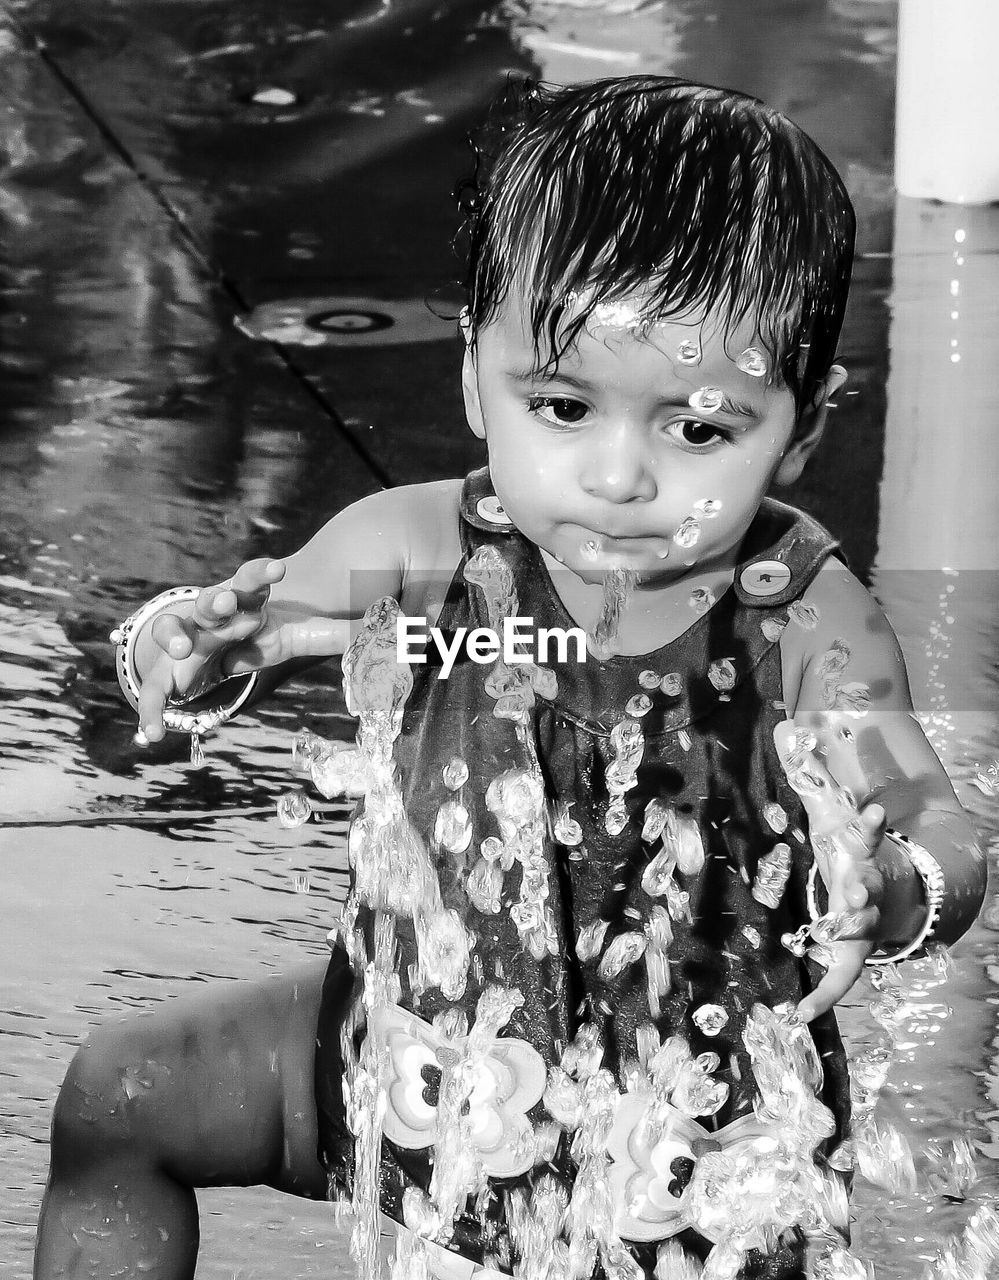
(773, 720, 893, 1023)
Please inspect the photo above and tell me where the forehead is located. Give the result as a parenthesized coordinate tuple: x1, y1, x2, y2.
(478, 290, 777, 385)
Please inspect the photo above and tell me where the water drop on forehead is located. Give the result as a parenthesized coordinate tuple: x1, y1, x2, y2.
(736, 347, 768, 378)
(688, 387, 723, 413)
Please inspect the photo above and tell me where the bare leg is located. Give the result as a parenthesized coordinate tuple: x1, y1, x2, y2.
(34, 959, 333, 1280)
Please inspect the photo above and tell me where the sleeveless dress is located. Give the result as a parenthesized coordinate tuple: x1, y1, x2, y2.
(315, 469, 851, 1280)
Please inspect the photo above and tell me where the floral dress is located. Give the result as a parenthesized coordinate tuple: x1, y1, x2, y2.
(315, 469, 851, 1279)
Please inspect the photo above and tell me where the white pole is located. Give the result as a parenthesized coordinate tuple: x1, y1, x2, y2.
(895, 0, 999, 203)
(874, 196, 999, 751)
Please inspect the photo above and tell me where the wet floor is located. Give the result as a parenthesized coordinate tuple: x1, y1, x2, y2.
(1, 0, 998, 1275)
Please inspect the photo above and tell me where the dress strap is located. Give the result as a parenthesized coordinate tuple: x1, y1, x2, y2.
(732, 497, 841, 609)
(458, 468, 518, 536)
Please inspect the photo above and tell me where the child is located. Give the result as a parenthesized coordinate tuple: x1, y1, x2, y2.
(35, 77, 986, 1280)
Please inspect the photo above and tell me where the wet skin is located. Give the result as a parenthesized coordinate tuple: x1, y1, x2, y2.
(33, 962, 330, 1280)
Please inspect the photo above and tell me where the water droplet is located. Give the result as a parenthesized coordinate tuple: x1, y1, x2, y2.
(707, 658, 736, 692)
(277, 790, 312, 828)
(735, 347, 768, 377)
(554, 813, 583, 846)
(434, 799, 473, 853)
(693, 497, 722, 518)
(189, 732, 205, 768)
(688, 387, 723, 413)
(581, 538, 602, 561)
(688, 587, 715, 614)
(752, 843, 791, 908)
(442, 757, 469, 790)
(466, 858, 503, 914)
(605, 801, 629, 836)
(592, 299, 643, 329)
(829, 681, 871, 717)
(576, 918, 610, 961)
(676, 338, 701, 364)
(293, 871, 311, 893)
(762, 802, 788, 834)
(760, 617, 787, 642)
(252, 86, 298, 107)
(692, 1004, 729, 1036)
(788, 601, 820, 630)
(480, 835, 505, 863)
(598, 930, 647, 979)
(625, 693, 653, 717)
(639, 669, 661, 690)
(292, 728, 328, 772)
(659, 672, 683, 697)
(641, 798, 670, 843)
(741, 925, 762, 948)
(674, 516, 701, 548)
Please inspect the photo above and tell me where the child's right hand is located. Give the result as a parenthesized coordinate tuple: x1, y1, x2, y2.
(136, 558, 348, 741)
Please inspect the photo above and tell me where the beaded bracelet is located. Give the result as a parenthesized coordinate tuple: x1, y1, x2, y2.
(110, 586, 259, 735)
(805, 828, 945, 965)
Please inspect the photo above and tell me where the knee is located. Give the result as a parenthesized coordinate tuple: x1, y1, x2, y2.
(50, 1021, 168, 1170)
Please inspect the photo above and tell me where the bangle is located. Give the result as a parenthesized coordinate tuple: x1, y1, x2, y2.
(110, 586, 258, 734)
(805, 829, 945, 965)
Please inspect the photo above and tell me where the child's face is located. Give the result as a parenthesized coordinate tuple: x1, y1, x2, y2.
(463, 294, 843, 587)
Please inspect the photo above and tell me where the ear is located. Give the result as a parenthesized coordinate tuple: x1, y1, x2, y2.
(773, 364, 848, 486)
(461, 338, 486, 441)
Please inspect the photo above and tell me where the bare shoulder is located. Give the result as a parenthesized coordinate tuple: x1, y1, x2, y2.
(781, 556, 911, 716)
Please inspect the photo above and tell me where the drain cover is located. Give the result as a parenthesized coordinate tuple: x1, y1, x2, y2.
(236, 296, 456, 347)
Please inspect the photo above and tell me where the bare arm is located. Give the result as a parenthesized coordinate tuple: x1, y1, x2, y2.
(786, 559, 987, 950)
(134, 480, 463, 737)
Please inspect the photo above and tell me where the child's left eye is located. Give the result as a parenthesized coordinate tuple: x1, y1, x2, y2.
(527, 397, 589, 426)
(666, 419, 729, 448)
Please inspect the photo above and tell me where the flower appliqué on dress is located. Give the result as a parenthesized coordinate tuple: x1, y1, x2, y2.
(607, 1094, 783, 1244)
(370, 1004, 548, 1178)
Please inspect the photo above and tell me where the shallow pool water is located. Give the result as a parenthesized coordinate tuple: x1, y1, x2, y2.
(2, 1, 999, 1276)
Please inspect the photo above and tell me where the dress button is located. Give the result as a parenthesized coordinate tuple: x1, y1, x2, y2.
(476, 495, 513, 526)
(739, 559, 792, 597)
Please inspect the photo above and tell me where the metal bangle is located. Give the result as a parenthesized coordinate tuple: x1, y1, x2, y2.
(805, 828, 945, 965)
(110, 586, 258, 735)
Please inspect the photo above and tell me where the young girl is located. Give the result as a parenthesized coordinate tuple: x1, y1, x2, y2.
(35, 77, 986, 1280)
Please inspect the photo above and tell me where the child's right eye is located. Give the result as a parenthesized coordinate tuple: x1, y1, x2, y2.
(527, 396, 589, 426)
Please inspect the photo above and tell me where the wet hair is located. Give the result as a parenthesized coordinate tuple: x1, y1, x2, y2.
(456, 76, 856, 411)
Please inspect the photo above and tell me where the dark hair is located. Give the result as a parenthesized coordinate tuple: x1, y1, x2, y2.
(456, 76, 856, 410)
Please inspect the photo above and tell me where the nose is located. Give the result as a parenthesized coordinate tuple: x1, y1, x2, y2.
(579, 421, 657, 503)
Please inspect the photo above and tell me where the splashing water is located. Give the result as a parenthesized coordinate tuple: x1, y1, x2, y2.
(590, 568, 638, 660)
(752, 843, 792, 908)
(337, 597, 475, 1276)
